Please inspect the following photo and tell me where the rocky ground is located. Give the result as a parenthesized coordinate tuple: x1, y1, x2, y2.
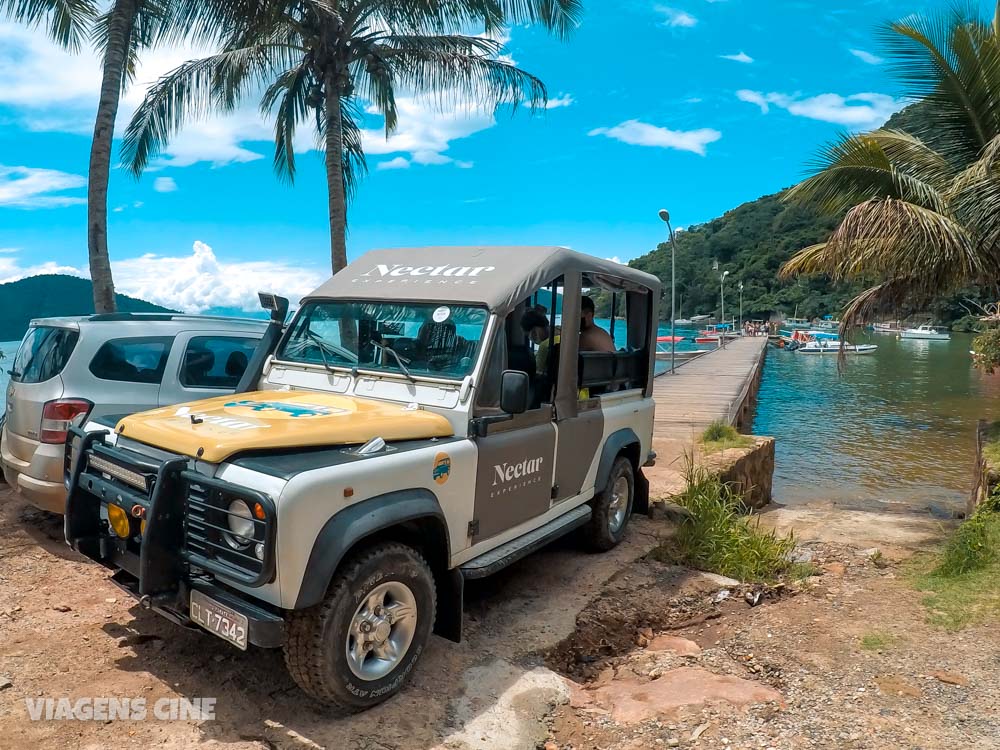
(0, 484, 996, 750)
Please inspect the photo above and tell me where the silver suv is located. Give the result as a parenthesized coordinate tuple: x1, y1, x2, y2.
(2, 313, 268, 513)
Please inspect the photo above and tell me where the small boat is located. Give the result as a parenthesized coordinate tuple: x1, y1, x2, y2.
(674, 318, 693, 326)
(813, 317, 841, 330)
(694, 324, 738, 344)
(782, 317, 813, 330)
(900, 324, 951, 341)
(786, 330, 878, 355)
(872, 321, 901, 333)
(657, 335, 686, 344)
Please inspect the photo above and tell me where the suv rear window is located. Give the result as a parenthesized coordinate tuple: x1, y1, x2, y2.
(89, 337, 173, 384)
(11, 326, 80, 384)
(180, 336, 258, 389)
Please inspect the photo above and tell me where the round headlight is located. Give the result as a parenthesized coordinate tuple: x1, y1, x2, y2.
(225, 500, 255, 548)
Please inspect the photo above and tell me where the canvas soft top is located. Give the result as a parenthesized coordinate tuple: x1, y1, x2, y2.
(302, 246, 661, 315)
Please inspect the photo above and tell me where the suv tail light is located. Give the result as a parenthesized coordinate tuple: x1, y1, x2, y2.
(41, 399, 92, 444)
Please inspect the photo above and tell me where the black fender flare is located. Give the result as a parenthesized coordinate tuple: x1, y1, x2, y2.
(595, 428, 641, 491)
(293, 489, 450, 611)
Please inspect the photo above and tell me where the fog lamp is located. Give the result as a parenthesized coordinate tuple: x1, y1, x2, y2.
(107, 504, 131, 539)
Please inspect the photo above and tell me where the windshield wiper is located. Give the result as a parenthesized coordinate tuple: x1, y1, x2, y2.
(303, 331, 342, 375)
(374, 343, 416, 383)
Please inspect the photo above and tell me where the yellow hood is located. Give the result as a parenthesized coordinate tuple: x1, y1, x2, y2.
(115, 391, 454, 463)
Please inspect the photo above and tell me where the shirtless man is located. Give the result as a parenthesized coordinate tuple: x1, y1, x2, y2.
(579, 296, 616, 352)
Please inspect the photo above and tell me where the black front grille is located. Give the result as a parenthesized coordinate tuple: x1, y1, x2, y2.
(182, 472, 276, 587)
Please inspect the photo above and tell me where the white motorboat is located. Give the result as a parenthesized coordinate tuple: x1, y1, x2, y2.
(900, 325, 951, 341)
(872, 321, 901, 333)
(788, 331, 878, 355)
(782, 317, 813, 330)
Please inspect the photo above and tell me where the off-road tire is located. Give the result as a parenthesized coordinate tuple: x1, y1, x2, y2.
(585, 456, 635, 552)
(284, 542, 436, 711)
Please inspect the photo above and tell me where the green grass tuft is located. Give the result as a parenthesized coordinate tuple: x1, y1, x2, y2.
(699, 419, 755, 453)
(909, 491, 1000, 630)
(860, 631, 898, 651)
(649, 469, 795, 582)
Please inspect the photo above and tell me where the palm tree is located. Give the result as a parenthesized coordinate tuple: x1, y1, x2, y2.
(781, 3, 1000, 332)
(121, 0, 582, 274)
(1, 0, 185, 313)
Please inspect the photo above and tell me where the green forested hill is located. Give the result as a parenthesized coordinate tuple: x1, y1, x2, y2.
(0, 275, 176, 341)
(624, 191, 857, 322)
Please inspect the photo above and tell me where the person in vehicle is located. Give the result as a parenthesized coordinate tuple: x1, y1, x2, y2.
(580, 296, 616, 352)
(520, 307, 561, 372)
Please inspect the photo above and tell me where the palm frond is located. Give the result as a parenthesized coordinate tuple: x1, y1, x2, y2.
(121, 44, 291, 176)
(379, 38, 547, 112)
(262, 63, 312, 183)
(1, 0, 97, 51)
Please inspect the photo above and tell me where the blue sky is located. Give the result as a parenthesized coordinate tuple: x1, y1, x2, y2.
(0, 0, 970, 311)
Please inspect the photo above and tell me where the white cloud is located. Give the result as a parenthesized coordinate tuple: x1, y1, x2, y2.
(849, 48, 883, 65)
(0, 22, 514, 174)
(736, 89, 771, 113)
(736, 89, 903, 128)
(588, 120, 721, 156)
(532, 93, 575, 110)
(0, 251, 84, 284)
(606, 256, 623, 265)
(377, 157, 411, 170)
(0, 164, 86, 208)
(656, 6, 698, 27)
(0, 242, 325, 311)
(720, 51, 754, 64)
(153, 177, 178, 193)
(113, 242, 325, 312)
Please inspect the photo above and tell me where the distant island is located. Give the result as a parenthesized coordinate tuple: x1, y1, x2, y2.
(0, 275, 177, 342)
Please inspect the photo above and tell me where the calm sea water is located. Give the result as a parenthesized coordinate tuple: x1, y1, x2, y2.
(752, 331, 998, 511)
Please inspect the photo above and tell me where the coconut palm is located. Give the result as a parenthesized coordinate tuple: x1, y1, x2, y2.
(121, 0, 582, 274)
(1, 0, 188, 313)
(781, 3, 1000, 331)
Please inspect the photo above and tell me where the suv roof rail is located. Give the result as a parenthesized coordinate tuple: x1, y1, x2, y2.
(85, 312, 266, 325)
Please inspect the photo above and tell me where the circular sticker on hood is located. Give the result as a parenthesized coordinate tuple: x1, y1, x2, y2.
(432, 306, 451, 323)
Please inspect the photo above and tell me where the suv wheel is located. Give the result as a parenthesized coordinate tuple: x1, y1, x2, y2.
(585, 455, 635, 551)
(284, 542, 436, 711)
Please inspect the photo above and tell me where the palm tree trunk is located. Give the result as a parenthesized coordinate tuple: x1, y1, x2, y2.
(87, 0, 137, 314)
(324, 70, 349, 274)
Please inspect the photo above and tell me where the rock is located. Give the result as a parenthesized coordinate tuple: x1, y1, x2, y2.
(52, 604, 72, 613)
(698, 572, 741, 587)
(857, 548, 880, 558)
(744, 590, 763, 607)
(543, 742, 559, 750)
(105, 598, 117, 604)
(690, 723, 711, 741)
(822, 562, 846, 577)
(875, 676, 921, 698)
(0, 677, 11, 691)
(646, 635, 702, 657)
(713, 589, 731, 604)
(788, 548, 814, 564)
(591, 668, 783, 724)
(931, 671, 969, 687)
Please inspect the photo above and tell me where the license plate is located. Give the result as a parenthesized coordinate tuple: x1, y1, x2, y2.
(189, 590, 248, 650)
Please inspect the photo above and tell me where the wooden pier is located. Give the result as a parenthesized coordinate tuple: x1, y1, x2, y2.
(652, 336, 768, 437)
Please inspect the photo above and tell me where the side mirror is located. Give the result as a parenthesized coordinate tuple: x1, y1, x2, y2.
(499, 370, 530, 415)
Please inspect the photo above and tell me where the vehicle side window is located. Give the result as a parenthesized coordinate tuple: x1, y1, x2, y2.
(180, 336, 258, 389)
(11, 326, 79, 384)
(89, 337, 173, 384)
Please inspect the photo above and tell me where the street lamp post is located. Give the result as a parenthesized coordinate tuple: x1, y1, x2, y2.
(738, 281, 744, 334)
(720, 270, 730, 349)
(658, 209, 679, 374)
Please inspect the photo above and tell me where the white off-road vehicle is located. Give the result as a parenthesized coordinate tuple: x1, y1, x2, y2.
(65, 246, 660, 710)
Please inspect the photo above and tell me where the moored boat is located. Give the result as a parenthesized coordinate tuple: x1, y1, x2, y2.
(900, 324, 950, 341)
(785, 330, 878, 355)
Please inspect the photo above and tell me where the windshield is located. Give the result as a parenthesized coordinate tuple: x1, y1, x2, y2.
(277, 301, 489, 380)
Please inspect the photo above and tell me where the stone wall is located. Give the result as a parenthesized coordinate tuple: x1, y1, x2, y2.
(970, 420, 1000, 516)
(700, 436, 775, 510)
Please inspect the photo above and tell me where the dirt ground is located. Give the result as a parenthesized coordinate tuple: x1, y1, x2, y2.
(0, 484, 996, 750)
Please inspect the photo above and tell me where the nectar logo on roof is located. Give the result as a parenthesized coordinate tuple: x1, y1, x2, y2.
(355, 264, 496, 286)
